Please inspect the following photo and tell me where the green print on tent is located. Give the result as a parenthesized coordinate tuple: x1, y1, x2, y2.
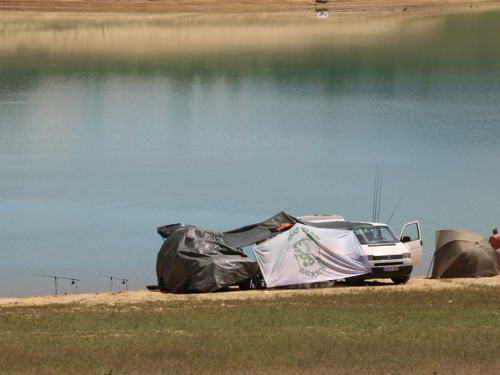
(292, 228, 326, 277)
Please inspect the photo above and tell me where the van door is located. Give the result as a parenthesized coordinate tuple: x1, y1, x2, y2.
(400, 221, 422, 268)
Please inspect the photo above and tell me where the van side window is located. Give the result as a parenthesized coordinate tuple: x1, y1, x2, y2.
(401, 223, 419, 241)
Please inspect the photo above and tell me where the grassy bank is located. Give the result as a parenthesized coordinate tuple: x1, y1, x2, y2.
(1, 286, 500, 374)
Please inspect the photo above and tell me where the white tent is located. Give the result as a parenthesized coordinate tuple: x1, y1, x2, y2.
(253, 223, 371, 288)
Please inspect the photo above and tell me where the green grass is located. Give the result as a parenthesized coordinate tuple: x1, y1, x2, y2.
(2, 287, 500, 374)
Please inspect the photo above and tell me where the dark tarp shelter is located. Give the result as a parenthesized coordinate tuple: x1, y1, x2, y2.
(156, 227, 259, 293)
(155, 212, 300, 293)
(157, 223, 196, 240)
(222, 211, 299, 248)
(431, 229, 500, 278)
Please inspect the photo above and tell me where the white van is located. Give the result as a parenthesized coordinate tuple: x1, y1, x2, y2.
(299, 215, 422, 284)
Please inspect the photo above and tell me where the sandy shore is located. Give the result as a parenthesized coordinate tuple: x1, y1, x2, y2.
(2, 276, 500, 307)
(1, 0, 500, 15)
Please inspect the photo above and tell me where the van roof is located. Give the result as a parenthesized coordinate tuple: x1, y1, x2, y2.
(298, 214, 345, 223)
(304, 221, 379, 231)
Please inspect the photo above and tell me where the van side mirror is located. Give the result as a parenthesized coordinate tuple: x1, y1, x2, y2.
(401, 236, 411, 243)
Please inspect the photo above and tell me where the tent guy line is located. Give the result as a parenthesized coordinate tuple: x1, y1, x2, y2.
(420, 218, 453, 231)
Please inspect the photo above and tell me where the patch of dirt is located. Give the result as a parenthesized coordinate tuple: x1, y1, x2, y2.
(2, 276, 500, 307)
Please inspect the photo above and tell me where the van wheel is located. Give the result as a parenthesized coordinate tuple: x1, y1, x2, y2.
(391, 276, 410, 284)
(345, 277, 365, 286)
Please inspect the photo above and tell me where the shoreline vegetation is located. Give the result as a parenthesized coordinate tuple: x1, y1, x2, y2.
(1, 0, 500, 15)
(2, 277, 500, 374)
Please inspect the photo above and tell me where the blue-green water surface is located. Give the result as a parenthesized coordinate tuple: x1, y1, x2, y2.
(1, 11, 500, 297)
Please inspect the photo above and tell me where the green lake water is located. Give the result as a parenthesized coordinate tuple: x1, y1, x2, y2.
(1, 10, 500, 296)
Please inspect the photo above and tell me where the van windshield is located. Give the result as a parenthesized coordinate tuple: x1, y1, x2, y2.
(353, 226, 399, 245)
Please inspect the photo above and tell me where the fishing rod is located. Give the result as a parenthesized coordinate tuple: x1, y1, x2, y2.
(372, 163, 404, 225)
(35, 274, 81, 295)
(99, 275, 129, 292)
(372, 163, 378, 222)
(378, 163, 383, 223)
(372, 162, 383, 223)
(387, 194, 404, 225)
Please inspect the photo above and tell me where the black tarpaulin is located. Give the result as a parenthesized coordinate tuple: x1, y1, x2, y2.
(222, 211, 299, 248)
(156, 227, 259, 293)
(157, 223, 196, 240)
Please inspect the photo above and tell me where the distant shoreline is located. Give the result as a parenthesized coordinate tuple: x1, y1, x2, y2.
(1, 0, 500, 15)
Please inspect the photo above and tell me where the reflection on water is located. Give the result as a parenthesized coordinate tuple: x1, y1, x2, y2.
(1, 11, 500, 297)
(1, 12, 496, 72)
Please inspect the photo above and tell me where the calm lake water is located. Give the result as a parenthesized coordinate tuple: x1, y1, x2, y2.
(1, 11, 500, 297)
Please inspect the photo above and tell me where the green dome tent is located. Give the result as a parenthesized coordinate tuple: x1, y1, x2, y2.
(431, 229, 500, 278)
